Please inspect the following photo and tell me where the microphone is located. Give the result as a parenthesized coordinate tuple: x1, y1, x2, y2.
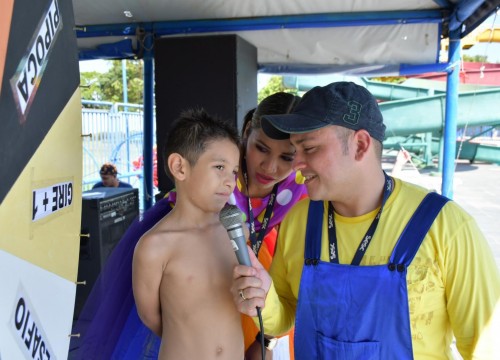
(220, 204, 267, 360)
(219, 204, 251, 266)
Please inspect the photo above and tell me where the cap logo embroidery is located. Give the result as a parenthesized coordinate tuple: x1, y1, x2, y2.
(343, 100, 361, 125)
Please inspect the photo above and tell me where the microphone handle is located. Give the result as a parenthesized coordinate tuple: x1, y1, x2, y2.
(227, 227, 251, 266)
(228, 223, 266, 360)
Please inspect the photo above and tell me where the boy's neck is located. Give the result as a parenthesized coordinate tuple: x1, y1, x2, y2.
(169, 201, 220, 228)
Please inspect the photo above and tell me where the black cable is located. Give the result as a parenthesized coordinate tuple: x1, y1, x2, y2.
(256, 306, 265, 360)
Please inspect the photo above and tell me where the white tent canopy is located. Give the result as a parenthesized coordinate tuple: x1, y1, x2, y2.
(74, 0, 498, 75)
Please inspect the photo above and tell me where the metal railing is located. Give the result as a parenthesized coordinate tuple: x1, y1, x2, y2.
(81, 100, 156, 210)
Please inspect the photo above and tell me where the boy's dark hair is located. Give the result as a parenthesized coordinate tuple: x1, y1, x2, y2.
(163, 108, 240, 181)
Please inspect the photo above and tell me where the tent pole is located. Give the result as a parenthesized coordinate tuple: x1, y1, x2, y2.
(442, 29, 461, 198)
(143, 33, 155, 210)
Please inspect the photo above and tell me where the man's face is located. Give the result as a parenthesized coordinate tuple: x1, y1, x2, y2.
(100, 174, 118, 187)
(290, 126, 354, 201)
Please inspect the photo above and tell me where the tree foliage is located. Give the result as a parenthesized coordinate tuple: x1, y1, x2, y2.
(80, 60, 144, 108)
(462, 54, 489, 63)
(258, 76, 298, 102)
(369, 76, 407, 84)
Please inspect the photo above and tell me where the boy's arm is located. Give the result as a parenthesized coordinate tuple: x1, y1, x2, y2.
(132, 234, 164, 337)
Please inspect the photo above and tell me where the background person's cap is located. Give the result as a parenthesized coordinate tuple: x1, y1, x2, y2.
(99, 163, 118, 176)
(262, 82, 386, 142)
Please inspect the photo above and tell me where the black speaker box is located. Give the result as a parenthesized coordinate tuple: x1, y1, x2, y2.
(74, 187, 139, 319)
(154, 34, 258, 192)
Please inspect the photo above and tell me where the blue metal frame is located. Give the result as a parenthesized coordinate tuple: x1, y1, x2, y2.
(76, 10, 445, 39)
(259, 62, 452, 76)
(442, 29, 461, 198)
(143, 33, 155, 210)
(432, 0, 453, 7)
(449, 0, 490, 31)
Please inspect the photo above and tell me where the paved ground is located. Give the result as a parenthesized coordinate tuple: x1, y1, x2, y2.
(383, 151, 500, 271)
(450, 162, 500, 270)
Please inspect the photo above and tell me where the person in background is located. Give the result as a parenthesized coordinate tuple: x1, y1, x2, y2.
(232, 81, 500, 359)
(133, 108, 243, 359)
(92, 162, 132, 188)
(71, 92, 308, 360)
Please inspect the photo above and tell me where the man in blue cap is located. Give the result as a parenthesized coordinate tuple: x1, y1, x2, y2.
(232, 82, 500, 359)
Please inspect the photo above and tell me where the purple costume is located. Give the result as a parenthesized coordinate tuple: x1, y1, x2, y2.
(70, 172, 306, 359)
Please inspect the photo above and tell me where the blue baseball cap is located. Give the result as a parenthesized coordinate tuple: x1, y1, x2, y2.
(262, 82, 386, 142)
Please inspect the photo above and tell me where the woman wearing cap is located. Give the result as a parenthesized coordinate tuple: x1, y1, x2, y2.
(72, 92, 308, 360)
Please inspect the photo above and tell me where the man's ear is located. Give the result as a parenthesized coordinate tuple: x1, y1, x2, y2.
(353, 130, 371, 161)
(167, 153, 188, 180)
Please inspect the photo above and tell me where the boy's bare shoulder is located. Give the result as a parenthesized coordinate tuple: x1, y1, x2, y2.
(134, 215, 179, 258)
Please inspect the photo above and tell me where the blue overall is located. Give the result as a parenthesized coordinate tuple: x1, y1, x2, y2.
(294, 192, 449, 359)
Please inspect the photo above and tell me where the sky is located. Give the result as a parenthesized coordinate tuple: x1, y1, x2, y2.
(78, 59, 112, 73)
(461, 10, 500, 62)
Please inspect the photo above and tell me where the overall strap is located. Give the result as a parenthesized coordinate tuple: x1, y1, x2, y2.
(389, 192, 449, 269)
(305, 200, 324, 261)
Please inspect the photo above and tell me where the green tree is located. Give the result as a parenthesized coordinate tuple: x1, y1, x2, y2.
(369, 76, 407, 84)
(258, 76, 298, 102)
(80, 70, 105, 104)
(80, 60, 144, 108)
(462, 54, 489, 63)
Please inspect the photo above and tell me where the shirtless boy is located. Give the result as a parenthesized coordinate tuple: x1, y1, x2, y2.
(132, 109, 244, 359)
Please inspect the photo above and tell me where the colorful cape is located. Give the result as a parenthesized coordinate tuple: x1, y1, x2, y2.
(70, 171, 306, 359)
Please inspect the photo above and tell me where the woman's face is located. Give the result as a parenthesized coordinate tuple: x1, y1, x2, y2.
(244, 127, 296, 197)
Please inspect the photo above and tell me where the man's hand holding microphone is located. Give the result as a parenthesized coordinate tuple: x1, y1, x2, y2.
(219, 204, 272, 316)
